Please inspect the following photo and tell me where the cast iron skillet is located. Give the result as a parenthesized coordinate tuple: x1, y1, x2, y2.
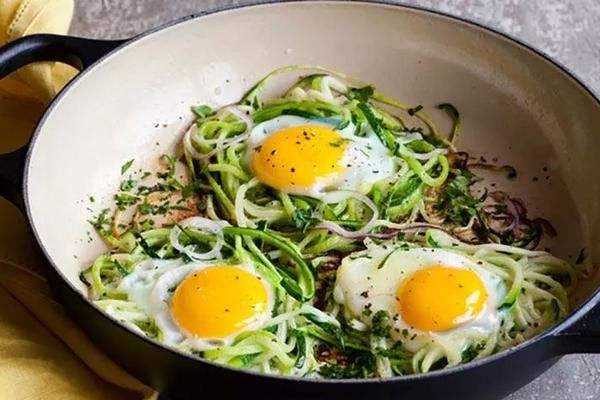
(0, 1, 599, 399)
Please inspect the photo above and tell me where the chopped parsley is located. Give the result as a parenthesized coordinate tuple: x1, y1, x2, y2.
(121, 159, 134, 175)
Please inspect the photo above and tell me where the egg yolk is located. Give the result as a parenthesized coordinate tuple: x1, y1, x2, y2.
(250, 124, 347, 191)
(397, 266, 488, 332)
(171, 265, 268, 339)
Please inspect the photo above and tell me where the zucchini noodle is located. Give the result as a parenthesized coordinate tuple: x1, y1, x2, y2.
(83, 66, 583, 380)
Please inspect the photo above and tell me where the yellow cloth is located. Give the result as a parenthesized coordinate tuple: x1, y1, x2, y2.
(0, 1, 157, 399)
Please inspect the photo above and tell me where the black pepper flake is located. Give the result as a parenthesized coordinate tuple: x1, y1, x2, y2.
(254, 145, 262, 153)
(360, 291, 369, 298)
(290, 167, 296, 173)
(270, 149, 277, 155)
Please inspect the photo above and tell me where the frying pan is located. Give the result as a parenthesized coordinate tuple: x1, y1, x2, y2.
(0, 1, 598, 399)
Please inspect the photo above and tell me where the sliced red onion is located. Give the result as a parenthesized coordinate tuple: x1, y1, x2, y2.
(169, 217, 229, 260)
(532, 217, 557, 237)
(509, 198, 527, 217)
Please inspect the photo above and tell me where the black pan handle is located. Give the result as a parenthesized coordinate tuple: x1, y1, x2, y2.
(0, 34, 126, 79)
(0, 34, 127, 211)
(552, 301, 600, 354)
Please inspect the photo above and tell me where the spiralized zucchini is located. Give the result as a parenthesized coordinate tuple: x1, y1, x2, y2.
(83, 66, 579, 379)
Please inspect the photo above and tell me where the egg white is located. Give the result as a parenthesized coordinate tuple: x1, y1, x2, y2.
(246, 115, 395, 198)
(334, 242, 505, 356)
(118, 258, 275, 350)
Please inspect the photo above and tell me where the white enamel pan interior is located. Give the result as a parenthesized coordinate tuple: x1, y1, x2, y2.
(25, 1, 600, 332)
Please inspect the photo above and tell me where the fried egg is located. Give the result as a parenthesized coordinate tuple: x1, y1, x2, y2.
(246, 115, 395, 197)
(118, 258, 274, 350)
(333, 243, 503, 355)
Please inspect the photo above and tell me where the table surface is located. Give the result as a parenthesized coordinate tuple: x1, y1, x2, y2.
(71, 1, 600, 399)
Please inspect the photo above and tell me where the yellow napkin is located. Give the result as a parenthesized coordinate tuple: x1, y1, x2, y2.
(0, 1, 157, 399)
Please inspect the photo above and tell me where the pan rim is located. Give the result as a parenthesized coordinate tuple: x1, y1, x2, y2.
(22, 0, 600, 386)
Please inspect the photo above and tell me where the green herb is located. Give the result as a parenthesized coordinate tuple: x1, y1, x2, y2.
(121, 159, 134, 175)
(158, 154, 176, 178)
(319, 353, 375, 379)
(114, 193, 139, 209)
(120, 178, 136, 192)
(371, 310, 391, 338)
(436, 169, 481, 226)
(137, 200, 154, 215)
(292, 208, 315, 232)
(293, 330, 308, 368)
(192, 105, 214, 119)
(88, 208, 111, 236)
(376, 342, 406, 359)
(137, 233, 161, 258)
(357, 102, 396, 151)
(134, 318, 161, 339)
(329, 138, 350, 148)
(182, 180, 202, 198)
(347, 85, 374, 102)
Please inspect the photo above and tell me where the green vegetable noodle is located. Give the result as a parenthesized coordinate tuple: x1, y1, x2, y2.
(82, 66, 577, 379)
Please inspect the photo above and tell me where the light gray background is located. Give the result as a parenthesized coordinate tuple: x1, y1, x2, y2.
(71, 1, 600, 399)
